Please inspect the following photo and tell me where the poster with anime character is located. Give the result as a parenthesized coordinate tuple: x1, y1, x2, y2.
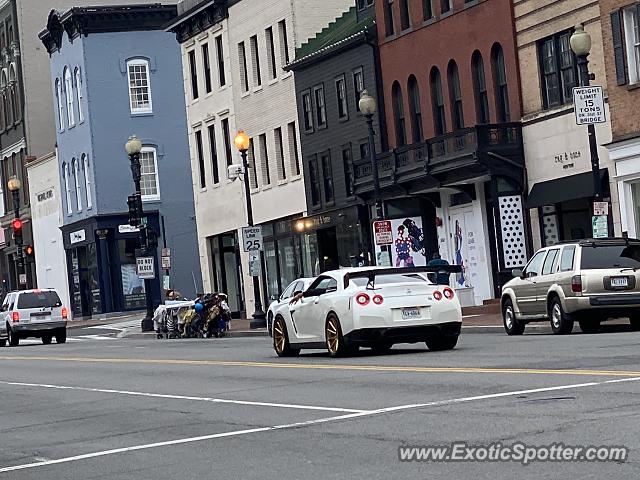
(391, 217, 427, 267)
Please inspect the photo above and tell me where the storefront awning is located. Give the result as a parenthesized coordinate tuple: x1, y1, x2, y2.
(524, 169, 608, 209)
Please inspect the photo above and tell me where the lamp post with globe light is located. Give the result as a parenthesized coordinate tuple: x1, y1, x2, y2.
(7, 176, 26, 288)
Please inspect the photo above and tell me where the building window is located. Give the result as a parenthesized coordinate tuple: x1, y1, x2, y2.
(538, 31, 577, 108)
(259, 133, 271, 185)
(55, 78, 64, 131)
(631, 182, 640, 235)
(248, 138, 258, 188)
(448, 61, 464, 130)
(353, 68, 365, 111)
(274, 127, 286, 180)
(309, 157, 321, 206)
(3, 71, 11, 126)
(140, 147, 160, 201)
(72, 158, 82, 211)
(357, 0, 374, 9)
(127, 58, 152, 114)
(9, 65, 18, 123)
(400, 0, 411, 30)
(302, 91, 313, 131)
(408, 75, 423, 143)
(221, 118, 232, 167)
(622, 7, 640, 84)
(430, 67, 446, 135)
(82, 154, 92, 209)
(314, 85, 327, 128)
(342, 146, 354, 197)
(392, 81, 406, 146)
(266, 27, 277, 80)
(423, 0, 434, 20)
(188, 50, 199, 100)
(74, 68, 84, 123)
(472, 51, 490, 124)
(321, 153, 334, 203)
(278, 19, 290, 66)
(250, 35, 262, 88)
(215, 35, 226, 87)
(288, 122, 301, 176)
(238, 41, 249, 93)
(441, 0, 452, 14)
(202, 43, 212, 94)
(208, 125, 219, 184)
(492, 44, 510, 122)
(360, 142, 369, 160)
(195, 130, 206, 188)
(336, 75, 348, 119)
(385, 0, 395, 37)
(63, 162, 72, 215)
(64, 67, 75, 127)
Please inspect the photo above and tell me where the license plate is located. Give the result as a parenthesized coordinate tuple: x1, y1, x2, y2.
(611, 277, 629, 287)
(35, 315, 47, 320)
(402, 307, 421, 320)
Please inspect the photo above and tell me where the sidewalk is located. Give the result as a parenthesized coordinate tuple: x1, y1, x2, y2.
(67, 312, 144, 330)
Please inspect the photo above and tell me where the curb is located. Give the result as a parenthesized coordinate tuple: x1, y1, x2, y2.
(122, 329, 270, 339)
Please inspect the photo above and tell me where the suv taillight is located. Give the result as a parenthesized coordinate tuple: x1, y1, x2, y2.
(11, 311, 19, 323)
(62, 307, 68, 319)
(571, 275, 583, 293)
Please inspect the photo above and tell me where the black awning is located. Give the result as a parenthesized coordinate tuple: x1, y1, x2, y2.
(524, 169, 608, 209)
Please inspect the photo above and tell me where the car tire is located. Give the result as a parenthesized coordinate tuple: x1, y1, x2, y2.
(267, 311, 273, 337)
(272, 316, 299, 357)
(629, 316, 640, 332)
(325, 314, 352, 358)
(7, 327, 19, 347)
(370, 341, 392, 354)
(42, 335, 53, 345)
(549, 297, 573, 335)
(502, 298, 525, 336)
(579, 319, 601, 334)
(55, 328, 67, 344)
(425, 335, 458, 351)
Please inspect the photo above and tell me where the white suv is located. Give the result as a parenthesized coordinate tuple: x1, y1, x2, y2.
(0, 289, 68, 347)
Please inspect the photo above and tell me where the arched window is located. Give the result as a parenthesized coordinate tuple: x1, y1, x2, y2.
(64, 67, 75, 127)
(430, 67, 446, 135)
(72, 158, 82, 211)
(492, 43, 510, 122)
(472, 51, 490, 124)
(400, 0, 411, 30)
(62, 162, 72, 215)
(407, 75, 423, 143)
(0, 72, 6, 131)
(55, 78, 64, 131)
(392, 81, 407, 146)
(448, 60, 464, 130)
(9, 64, 18, 122)
(82, 154, 92, 209)
(75, 68, 84, 123)
(2, 70, 12, 126)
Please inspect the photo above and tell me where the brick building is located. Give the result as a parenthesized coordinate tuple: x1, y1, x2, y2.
(600, 0, 640, 238)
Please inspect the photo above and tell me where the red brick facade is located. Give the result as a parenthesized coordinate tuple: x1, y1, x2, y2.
(375, 0, 521, 148)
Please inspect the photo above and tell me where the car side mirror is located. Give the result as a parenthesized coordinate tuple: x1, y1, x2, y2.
(512, 268, 524, 279)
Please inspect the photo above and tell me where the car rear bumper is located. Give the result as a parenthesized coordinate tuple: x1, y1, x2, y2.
(12, 321, 66, 333)
(588, 294, 640, 306)
(344, 321, 461, 346)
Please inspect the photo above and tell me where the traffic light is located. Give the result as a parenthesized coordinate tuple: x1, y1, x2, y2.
(127, 194, 141, 227)
(12, 218, 23, 244)
(23, 245, 34, 259)
(146, 226, 158, 250)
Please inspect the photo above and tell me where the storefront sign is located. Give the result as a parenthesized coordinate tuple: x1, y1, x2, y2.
(593, 201, 609, 216)
(119, 224, 140, 234)
(248, 251, 261, 276)
(70, 229, 86, 244)
(592, 215, 608, 238)
(161, 256, 171, 269)
(36, 189, 54, 203)
(242, 226, 263, 252)
(373, 220, 393, 245)
(573, 86, 606, 125)
(136, 256, 155, 279)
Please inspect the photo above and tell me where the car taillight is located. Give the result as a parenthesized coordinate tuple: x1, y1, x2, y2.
(62, 307, 68, 319)
(12, 311, 19, 322)
(571, 275, 583, 293)
(433, 291, 443, 301)
(355, 293, 370, 306)
(443, 287, 455, 300)
(372, 294, 384, 305)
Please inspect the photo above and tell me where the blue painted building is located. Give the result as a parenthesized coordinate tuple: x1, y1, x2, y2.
(39, 4, 200, 318)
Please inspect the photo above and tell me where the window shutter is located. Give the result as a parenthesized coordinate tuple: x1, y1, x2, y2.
(611, 9, 628, 86)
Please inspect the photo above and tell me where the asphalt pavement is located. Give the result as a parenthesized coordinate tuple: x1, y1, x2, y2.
(0, 328, 639, 479)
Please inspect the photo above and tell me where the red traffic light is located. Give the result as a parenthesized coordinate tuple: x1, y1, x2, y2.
(12, 218, 22, 231)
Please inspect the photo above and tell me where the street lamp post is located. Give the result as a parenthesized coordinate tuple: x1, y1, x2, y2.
(125, 135, 155, 332)
(359, 90, 383, 220)
(7, 176, 25, 289)
(233, 130, 266, 329)
(570, 24, 602, 202)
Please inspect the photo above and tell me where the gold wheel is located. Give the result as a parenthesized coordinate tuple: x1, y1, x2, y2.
(273, 319, 286, 354)
(326, 317, 339, 355)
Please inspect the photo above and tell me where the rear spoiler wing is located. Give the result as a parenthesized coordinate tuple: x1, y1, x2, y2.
(343, 266, 462, 289)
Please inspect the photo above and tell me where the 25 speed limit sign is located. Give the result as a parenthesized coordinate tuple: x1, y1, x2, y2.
(242, 226, 263, 252)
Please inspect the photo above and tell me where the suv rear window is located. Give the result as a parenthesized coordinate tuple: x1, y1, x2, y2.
(17, 291, 62, 309)
(580, 245, 640, 269)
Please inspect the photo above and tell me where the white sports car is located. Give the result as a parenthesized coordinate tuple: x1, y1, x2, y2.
(272, 266, 463, 357)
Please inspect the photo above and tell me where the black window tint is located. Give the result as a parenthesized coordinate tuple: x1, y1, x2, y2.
(525, 251, 547, 277)
(560, 246, 576, 271)
(17, 291, 62, 308)
(580, 245, 640, 269)
(542, 249, 559, 275)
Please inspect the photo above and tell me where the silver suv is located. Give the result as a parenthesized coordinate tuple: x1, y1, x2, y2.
(501, 238, 640, 335)
(0, 289, 68, 346)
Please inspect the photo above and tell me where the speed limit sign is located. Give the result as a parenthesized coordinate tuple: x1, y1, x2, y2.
(242, 226, 263, 252)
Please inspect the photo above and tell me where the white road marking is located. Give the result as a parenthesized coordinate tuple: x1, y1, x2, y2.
(1, 376, 639, 474)
(0, 381, 366, 414)
(18, 335, 115, 345)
